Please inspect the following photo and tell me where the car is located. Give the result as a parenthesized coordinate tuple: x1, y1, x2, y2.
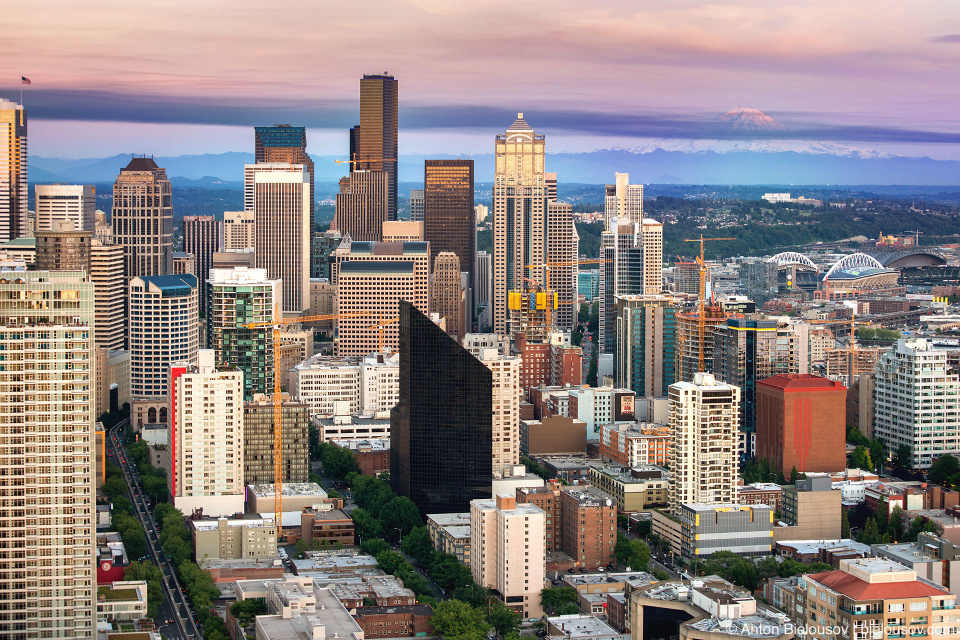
(567, 568, 576, 573)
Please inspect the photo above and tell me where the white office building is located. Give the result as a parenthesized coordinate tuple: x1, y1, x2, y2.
(34, 184, 96, 233)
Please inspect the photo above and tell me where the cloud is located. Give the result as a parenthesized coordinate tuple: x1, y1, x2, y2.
(929, 34, 960, 43)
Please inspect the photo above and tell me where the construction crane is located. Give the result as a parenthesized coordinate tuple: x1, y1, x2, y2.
(334, 157, 397, 169)
(523, 258, 611, 328)
(366, 315, 401, 353)
(803, 304, 874, 382)
(244, 309, 372, 529)
(683, 236, 735, 373)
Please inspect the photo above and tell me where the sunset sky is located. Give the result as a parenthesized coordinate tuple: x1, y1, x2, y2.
(7, 0, 960, 158)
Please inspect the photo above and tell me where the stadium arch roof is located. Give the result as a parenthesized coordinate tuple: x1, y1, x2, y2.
(823, 253, 885, 280)
(766, 252, 818, 270)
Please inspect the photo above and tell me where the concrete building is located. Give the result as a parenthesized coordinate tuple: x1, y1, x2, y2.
(774, 476, 842, 541)
(311, 230, 343, 281)
(432, 251, 465, 341)
(520, 416, 588, 457)
(212, 247, 255, 270)
(291, 351, 398, 419)
(674, 307, 737, 384)
(873, 532, 960, 595)
(547, 201, 578, 333)
(481, 347, 523, 478)
(668, 373, 740, 515)
(382, 220, 423, 242)
(246, 482, 329, 515)
(0, 269, 97, 638)
(314, 413, 390, 443)
(244, 393, 311, 485)
(129, 274, 199, 398)
(96, 581, 148, 624)
(600, 218, 643, 354)
(875, 338, 960, 469)
(253, 584, 364, 640)
(614, 295, 677, 398)
(679, 504, 773, 559)
(756, 374, 848, 475)
(172, 251, 194, 275)
(223, 210, 255, 251)
(546, 614, 628, 640)
(0, 99, 28, 241)
(253, 124, 315, 218)
(169, 350, 245, 517)
(560, 489, 616, 569)
(599, 423, 671, 468)
(112, 156, 173, 277)
(588, 465, 671, 513)
(426, 512, 472, 565)
(34, 220, 91, 272)
(249, 162, 311, 315)
(335, 170, 390, 241)
(95, 347, 131, 418)
(190, 516, 278, 561)
(183, 215, 223, 317)
(409, 188, 424, 222)
(35, 184, 96, 232)
(604, 172, 643, 224)
(569, 386, 636, 439)
(471, 495, 546, 617)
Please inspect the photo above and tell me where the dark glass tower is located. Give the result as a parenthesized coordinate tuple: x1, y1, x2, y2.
(354, 74, 398, 220)
(391, 300, 492, 514)
(424, 159, 475, 305)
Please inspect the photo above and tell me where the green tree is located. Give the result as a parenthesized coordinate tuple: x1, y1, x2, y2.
(454, 584, 492, 608)
(102, 476, 128, 502)
(652, 568, 670, 581)
(360, 537, 391, 557)
(320, 443, 361, 481)
(379, 496, 422, 540)
(729, 561, 758, 592)
(430, 600, 489, 640)
(894, 444, 913, 471)
(850, 446, 872, 472)
(487, 601, 522, 638)
(541, 586, 578, 615)
(351, 507, 383, 541)
(556, 602, 581, 615)
(375, 550, 406, 574)
(841, 508, 851, 538)
(859, 517, 880, 545)
(230, 599, 267, 627)
(888, 505, 904, 542)
(790, 466, 799, 484)
(929, 455, 960, 486)
(295, 539, 309, 559)
(401, 525, 434, 564)
(868, 439, 884, 471)
(122, 560, 164, 619)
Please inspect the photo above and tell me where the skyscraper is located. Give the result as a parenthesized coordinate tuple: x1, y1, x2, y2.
(223, 210, 255, 251)
(391, 300, 492, 515)
(432, 252, 465, 341)
(424, 159, 475, 299)
(183, 215, 223, 317)
(34, 221, 92, 272)
(353, 74, 398, 220)
(248, 163, 311, 316)
(604, 172, 643, 223)
(481, 347, 522, 478)
(0, 99, 27, 242)
(0, 269, 96, 638)
(493, 113, 547, 335)
(547, 201, 577, 332)
(112, 157, 174, 277)
(409, 188, 425, 222)
(89, 240, 127, 351)
(34, 184, 95, 232)
(600, 218, 643, 353)
(254, 124, 315, 217)
(243, 393, 310, 484)
(334, 171, 389, 241)
(614, 295, 677, 398)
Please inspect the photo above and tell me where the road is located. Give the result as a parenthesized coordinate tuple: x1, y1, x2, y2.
(106, 421, 202, 640)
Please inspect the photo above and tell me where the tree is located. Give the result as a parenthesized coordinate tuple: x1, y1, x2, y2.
(905, 516, 938, 542)
(729, 561, 758, 592)
(454, 584, 491, 608)
(430, 600, 488, 640)
(360, 537, 391, 557)
(929, 455, 960, 486)
(351, 507, 383, 540)
(790, 466, 799, 483)
(320, 444, 361, 481)
(841, 508, 851, 538)
(894, 444, 913, 471)
(889, 505, 904, 542)
(102, 476, 128, 502)
(401, 526, 434, 564)
(375, 550, 406, 575)
(230, 600, 267, 627)
(652, 568, 670, 581)
(379, 496, 422, 540)
(123, 560, 164, 619)
(487, 601, 522, 638)
(859, 517, 880, 545)
(295, 539, 309, 559)
(541, 586, 578, 615)
(868, 439, 884, 471)
(850, 446, 872, 472)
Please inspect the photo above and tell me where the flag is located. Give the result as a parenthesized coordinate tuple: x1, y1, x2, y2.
(21, 77, 31, 85)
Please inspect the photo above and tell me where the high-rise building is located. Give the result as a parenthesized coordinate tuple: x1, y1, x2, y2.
(311, 229, 343, 279)
(674, 307, 737, 384)
(248, 163, 311, 316)
(470, 495, 545, 617)
(129, 274, 199, 397)
(432, 252, 465, 341)
(172, 252, 195, 275)
(547, 201, 577, 332)
(0, 269, 96, 638)
(34, 221, 92, 272)
(391, 300, 492, 514)
(243, 393, 310, 484)
(183, 215, 223, 317)
(35, 184, 95, 232)
(674, 260, 702, 296)
(254, 124, 314, 217)
(112, 157, 174, 277)
(90, 240, 127, 350)
(756, 374, 847, 475)
(475, 250, 492, 324)
(668, 373, 740, 515)
(382, 221, 423, 242)
(600, 218, 643, 353)
(475, 204, 489, 223)
(207, 267, 279, 399)
(424, 159, 475, 298)
(332, 240, 430, 356)
(290, 351, 398, 419)
(639, 218, 663, 295)
(223, 210, 256, 251)
(740, 259, 779, 305)
(614, 295, 677, 398)
(559, 489, 616, 570)
(545, 172, 558, 202)
(169, 350, 245, 517)
(493, 114, 547, 335)
(409, 188, 424, 222)
(604, 172, 642, 223)
(353, 74, 398, 220)
(875, 338, 960, 470)
(334, 171, 389, 242)
(0, 99, 28, 242)
(480, 347, 522, 478)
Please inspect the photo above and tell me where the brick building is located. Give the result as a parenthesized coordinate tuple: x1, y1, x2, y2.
(519, 416, 588, 457)
(598, 422, 670, 467)
(517, 483, 562, 552)
(559, 489, 616, 569)
(353, 604, 434, 638)
(299, 506, 356, 547)
(331, 439, 390, 476)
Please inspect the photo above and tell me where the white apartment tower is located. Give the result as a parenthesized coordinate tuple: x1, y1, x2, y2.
(470, 495, 546, 618)
(0, 270, 96, 638)
(128, 274, 199, 397)
(480, 347, 522, 477)
(34, 184, 96, 233)
(668, 373, 740, 515)
(604, 172, 643, 223)
(170, 350, 245, 517)
(89, 240, 127, 351)
(247, 163, 311, 316)
(874, 338, 960, 470)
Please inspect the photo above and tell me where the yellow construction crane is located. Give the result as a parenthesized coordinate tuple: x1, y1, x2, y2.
(804, 306, 873, 381)
(334, 157, 397, 169)
(245, 309, 372, 529)
(365, 315, 400, 353)
(683, 236, 735, 372)
(523, 258, 611, 328)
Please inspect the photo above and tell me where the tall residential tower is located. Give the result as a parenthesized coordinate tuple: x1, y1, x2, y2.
(0, 99, 27, 241)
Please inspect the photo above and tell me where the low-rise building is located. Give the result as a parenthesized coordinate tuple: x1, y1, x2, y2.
(190, 516, 278, 561)
(598, 423, 671, 468)
(560, 489, 617, 569)
(588, 465, 670, 513)
(679, 504, 773, 559)
(300, 505, 356, 548)
(873, 532, 960, 595)
(247, 482, 329, 514)
(737, 483, 783, 511)
(538, 454, 600, 484)
(330, 438, 390, 476)
(331, 574, 417, 608)
(546, 614, 629, 640)
(96, 581, 148, 623)
(520, 416, 588, 457)
(314, 412, 391, 443)
(353, 604, 434, 638)
(426, 513, 472, 565)
(773, 476, 842, 542)
(253, 583, 365, 640)
(774, 539, 871, 564)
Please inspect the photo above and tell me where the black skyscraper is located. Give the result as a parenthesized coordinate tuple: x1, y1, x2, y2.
(391, 300, 492, 514)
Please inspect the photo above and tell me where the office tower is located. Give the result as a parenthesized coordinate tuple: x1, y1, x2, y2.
(0, 269, 96, 638)
(875, 338, 960, 470)
(424, 159, 475, 297)
(639, 219, 663, 295)
(600, 218, 643, 353)
(475, 204, 489, 223)
(382, 221, 423, 242)
(183, 215, 223, 316)
(172, 252, 195, 275)
(0, 98, 27, 242)
(475, 250, 492, 316)
(89, 240, 126, 350)
(668, 373, 740, 515)
(248, 163, 311, 316)
(334, 171, 389, 242)
(432, 252, 465, 341)
(244, 393, 310, 484)
(391, 300, 492, 514)
(547, 201, 577, 332)
(35, 184, 95, 232)
(480, 346, 522, 478)
(129, 274, 199, 397)
(493, 114, 549, 335)
(169, 350, 245, 516)
(756, 374, 847, 475)
(470, 495, 545, 617)
(311, 229, 343, 279)
(674, 260, 702, 295)
(604, 172, 643, 223)
(674, 307, 736, 384)
(353, 74, 398, 220)
(207, 267, 279, 399)
(713, 317, 804, 456)
(223, 210, 256, 251)
(332, 239, 430, 356)
(545, 172, 557, 202)
(112, 157, 173, 277)
(254, 124, 314, 217)
(614, 295, 677, 398)
(739, 260, 779, 305)
(559, 489, 616, 570)
(409, 189, 425, 222)
(34, 221, 92, 272)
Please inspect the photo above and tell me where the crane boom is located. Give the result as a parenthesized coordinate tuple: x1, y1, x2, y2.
(683, 236, 735, 373)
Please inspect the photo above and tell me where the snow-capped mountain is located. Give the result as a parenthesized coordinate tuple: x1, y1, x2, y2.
(717, 107, 789, 132)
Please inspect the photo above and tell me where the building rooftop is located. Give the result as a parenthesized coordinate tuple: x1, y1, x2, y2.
(353, 604, 434, 616)
(547, 614, 626, 640)
(339, 261, 415, 276)
(808, 565, 948, 600)
(472, 499, 545, 517)
(758, 374, 846, 391)
(249, 482, 327, 498)
(138, 273, 198, 292)
(191, 516, 275, 531)
(427, 512, 471, 527)
(122, 156, 161, 172)
(775, 539, 871, 556)
(564, 572, 656, 588)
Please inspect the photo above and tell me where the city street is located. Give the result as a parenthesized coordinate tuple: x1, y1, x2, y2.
(106, 421, 202, 640)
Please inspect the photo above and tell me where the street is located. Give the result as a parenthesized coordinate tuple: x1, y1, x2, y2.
(106, 421, 202, 640)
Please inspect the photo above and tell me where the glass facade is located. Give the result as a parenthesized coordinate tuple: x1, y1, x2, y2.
(424, 159, 475, 301)
(391, 300, 492, 515)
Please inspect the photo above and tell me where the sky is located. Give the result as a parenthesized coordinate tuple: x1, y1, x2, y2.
(7, 0, 960, 159)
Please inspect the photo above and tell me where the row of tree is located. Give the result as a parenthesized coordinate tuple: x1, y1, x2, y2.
(857, 501, 938, 546)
